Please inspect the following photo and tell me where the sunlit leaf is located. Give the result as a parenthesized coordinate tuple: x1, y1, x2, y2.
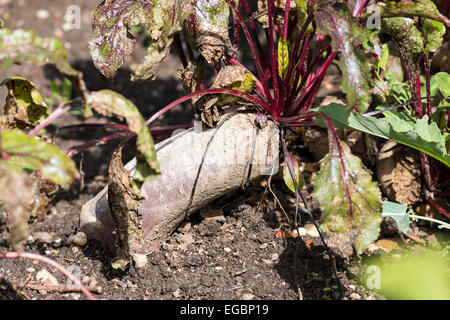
(381, 200, 410, 233)
(433, 72, 450, 98)
(315, 103, 450, 167)
(1, 130, 79, 185)
(277, 37, 289, 80)
(312, 137, 382, 255)
(0, 28, 78, 76)
(86, 90, 160, 191)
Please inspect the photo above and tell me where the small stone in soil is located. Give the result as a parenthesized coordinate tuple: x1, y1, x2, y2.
(304, 224, 320, 237)
(132, 253, 148, 269)
(67, 232, 87, 247)
(34, 231, 53, 243)
(242, 293, 254, 300)
(293, 227, 307, 237)
(36, 9, 49, 19)
(36, 269, 58, 286)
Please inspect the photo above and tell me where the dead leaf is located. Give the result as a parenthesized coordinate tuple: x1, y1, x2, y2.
(108, 138, 145, 270)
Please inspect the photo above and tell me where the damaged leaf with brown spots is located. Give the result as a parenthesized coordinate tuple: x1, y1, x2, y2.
(184, 0, 235, 63)
(312, 135, 382, 256)
(88, 0, 193, 81)
(87, 90, 159, 191)
(0, 77, 49, 130)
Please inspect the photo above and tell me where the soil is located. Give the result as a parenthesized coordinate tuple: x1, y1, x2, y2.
(0, 0, 448, 301)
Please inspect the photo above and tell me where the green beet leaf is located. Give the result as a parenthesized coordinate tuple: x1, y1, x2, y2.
(315, 103, 450, 167)
(312, 137, 382, 255)
(0, 28, 78, 76)
(433, 72, 450, 99)
(1, 129, 79, 185)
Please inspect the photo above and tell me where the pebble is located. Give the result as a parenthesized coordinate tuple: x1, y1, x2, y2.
(177, 221, 191, 233)
(36, 9, 49, 20)
(54, 29, 64, 38)
(215, 266, 223, 271)
(36, 269, 58, 286)
(34, 231, 53, 243)
(62, 22, 72, 31)
(177, 233, 194, 246)
(304, 224, 320, 238)
(271, 253, 279, 261)
(67, 232, 87, 247)
(224, 247, 232, 253)
(71, 247, 79, 254)
(293, 227, 307, 237)
(242, 293, 254, 300)
(26, 267, 35, 273)
(132, 253, 148, 269)
(173, 288, 182, 298)
(349, 292, 361, 300)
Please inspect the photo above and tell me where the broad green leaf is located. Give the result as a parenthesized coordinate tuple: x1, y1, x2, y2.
(86, 90, 160, 191)
(315, 103, 450, 167)
(1, 130, 79, 184)
(0, 28, 78, 76)
(88, 0, 192, 80)
(315, 3, 371, 113)
(381, 200, 410, 233)
(0, 77, 48, 128)
(313, 138, 382, 255)
(282, 152, 304, 193)
(433, 72, 450, 98)
(277, 37, 289, 80)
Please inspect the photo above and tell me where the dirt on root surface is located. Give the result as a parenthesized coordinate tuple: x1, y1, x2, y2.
(0, 0, 448, 301)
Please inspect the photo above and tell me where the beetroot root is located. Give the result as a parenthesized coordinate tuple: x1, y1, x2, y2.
(80, 112, 279, 257)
